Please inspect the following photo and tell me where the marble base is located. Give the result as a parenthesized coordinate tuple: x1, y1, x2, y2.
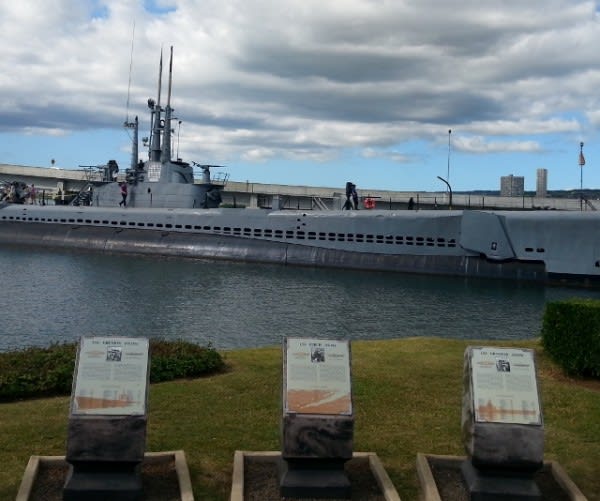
(16, 451, 194, 501)
(63, 461, 142, 501)
(416, 453, 588, 501)
(279, 457, 350, 499)
(230, 451, 401, 501)
(461, 458, 540, 501)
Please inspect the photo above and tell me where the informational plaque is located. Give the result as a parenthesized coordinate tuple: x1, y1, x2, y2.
(147, 161, 161, 182)
(71, 337, 149, 416)
(470, 347, 541, 425)
(284, 338, 352, 415)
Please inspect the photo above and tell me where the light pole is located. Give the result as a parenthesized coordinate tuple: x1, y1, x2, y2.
(177, 120, 182, 160)
(447, 129, 452, 183)
(437, 176, 452, 210)
(579, 141, 585, 211)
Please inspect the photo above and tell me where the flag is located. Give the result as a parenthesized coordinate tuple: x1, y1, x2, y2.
(579, 152, 585, 166)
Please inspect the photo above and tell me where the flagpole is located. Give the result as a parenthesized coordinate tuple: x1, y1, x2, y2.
(580, 141, 584, 211)
(447, 129, 452, 183)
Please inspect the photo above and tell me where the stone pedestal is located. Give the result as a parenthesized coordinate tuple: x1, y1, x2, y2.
(461, 346, 544, 501)
(280, 337, 354, 499)
(63, 337, 150, 501)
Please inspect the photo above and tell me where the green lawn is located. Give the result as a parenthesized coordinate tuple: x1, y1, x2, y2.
(1, 338, 598, 500)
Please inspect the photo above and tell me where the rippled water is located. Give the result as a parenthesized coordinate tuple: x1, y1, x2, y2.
(1, 245, 598, 352)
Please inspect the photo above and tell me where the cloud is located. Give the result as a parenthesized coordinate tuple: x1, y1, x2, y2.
(454, 135, 542, 154)
(586, 109, 600, 127)
(361, 147, 413, 164)
(1, 0, 599, 169)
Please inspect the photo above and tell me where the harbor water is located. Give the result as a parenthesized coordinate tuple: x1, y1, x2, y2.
(1, 245, 599, 352)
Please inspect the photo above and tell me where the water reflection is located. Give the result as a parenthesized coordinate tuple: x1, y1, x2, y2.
(1, 246, 598, 351)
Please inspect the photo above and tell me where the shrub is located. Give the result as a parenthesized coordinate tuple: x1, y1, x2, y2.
(541, 298, 600, 377)
(0, 343, 77, 402)
(149, 339, 225, 383)
(0, 339, 225, 402)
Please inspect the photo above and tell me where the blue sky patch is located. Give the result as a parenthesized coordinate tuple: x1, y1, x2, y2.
(90, 0, 109, 19)
(144, 0, 176, 15)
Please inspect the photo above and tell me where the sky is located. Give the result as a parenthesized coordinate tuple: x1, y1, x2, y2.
(1, 0, 600, 193)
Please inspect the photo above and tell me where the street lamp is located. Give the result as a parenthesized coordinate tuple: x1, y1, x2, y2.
(437, 176, 453, 210)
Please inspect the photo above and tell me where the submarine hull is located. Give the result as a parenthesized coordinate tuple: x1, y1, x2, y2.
(0, 220, 549, 283)
(2, 203, 600, 287)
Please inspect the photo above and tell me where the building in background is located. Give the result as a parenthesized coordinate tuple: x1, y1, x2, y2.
(536, 168, 548, 198)
(500, 175, 525, 197)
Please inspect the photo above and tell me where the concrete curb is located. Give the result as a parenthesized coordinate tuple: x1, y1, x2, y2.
(416, 453, 588, 501)
(230, 451, 401, 501)
(16, 450, 194, 501)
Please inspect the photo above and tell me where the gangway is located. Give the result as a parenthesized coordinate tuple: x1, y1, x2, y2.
(312, 196, 330, 211)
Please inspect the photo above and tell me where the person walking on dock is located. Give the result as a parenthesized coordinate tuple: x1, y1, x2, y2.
(119, 182, 128, 207)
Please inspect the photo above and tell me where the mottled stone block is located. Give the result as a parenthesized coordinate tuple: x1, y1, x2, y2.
(282, 413, 354, 459)
(463, 421, 544, 471)
(66, 415, 147, 463)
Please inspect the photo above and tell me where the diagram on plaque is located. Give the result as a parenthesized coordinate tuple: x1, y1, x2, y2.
(285, 338, 352, 415)
(71, 337, 149, 416)
(470, 347, 541, 425)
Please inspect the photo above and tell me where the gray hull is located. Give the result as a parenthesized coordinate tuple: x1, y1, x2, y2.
(2, 204, 599, 286)
(0, 219, 547, 278)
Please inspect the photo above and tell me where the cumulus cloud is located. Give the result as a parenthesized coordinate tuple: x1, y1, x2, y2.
(454, 135, 542, 154)
(1, 0, 599, 173)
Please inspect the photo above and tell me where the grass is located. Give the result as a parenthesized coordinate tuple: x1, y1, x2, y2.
(1, 337, 599, 500)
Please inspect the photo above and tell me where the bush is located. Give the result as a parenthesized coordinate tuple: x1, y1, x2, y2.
(0, 339, 225, 402)
(541, 299, 600, 377)
(149, 339, 225, 383)
(0, 343, 77, 402)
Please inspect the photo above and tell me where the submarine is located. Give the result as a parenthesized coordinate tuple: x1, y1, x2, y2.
(1, 48, 600, 288)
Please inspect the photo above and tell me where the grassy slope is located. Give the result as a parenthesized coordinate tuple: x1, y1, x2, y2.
(0, 338, 598, 501)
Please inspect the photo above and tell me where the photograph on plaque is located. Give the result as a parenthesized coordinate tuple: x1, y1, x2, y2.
(285, 338, 352, 415)
(71, 337, 149, 416)
(470, 347, 541, 425)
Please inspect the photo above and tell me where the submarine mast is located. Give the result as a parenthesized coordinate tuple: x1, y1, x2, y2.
(149, 50, 164, 163)
(161, 46, 173, 164)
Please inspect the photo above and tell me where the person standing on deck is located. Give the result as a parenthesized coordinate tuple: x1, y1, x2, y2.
(351, 183, 359, 210)
(343, 182, 353, 210)
(119, 182, 128, 207)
